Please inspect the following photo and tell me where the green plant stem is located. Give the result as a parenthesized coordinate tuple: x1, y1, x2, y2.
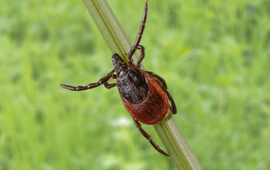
(82, 0, 203, 169)
(83, 0, 138, 62)
(154, 113, 203, 169)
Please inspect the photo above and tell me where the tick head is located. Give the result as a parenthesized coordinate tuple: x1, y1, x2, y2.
(112, 53, 128, 76)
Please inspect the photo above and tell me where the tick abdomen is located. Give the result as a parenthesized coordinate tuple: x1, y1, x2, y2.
(117, 67, 148, 104)
(119, 70, 170, 125)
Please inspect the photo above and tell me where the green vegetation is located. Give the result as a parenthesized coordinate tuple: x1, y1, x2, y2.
(82, 1, 202, 169)
(0, 0, 269, 170)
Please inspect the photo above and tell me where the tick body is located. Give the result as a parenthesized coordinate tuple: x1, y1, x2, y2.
(61, 1, 177, 157)
(117, 65, 170, 125)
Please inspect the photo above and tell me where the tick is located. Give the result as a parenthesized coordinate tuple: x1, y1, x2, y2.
(61, 1, 177, 157)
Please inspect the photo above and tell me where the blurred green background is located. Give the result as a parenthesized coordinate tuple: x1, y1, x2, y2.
(1, 0, 270, 169)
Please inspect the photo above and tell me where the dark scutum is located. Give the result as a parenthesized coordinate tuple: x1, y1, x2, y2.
(118, 67, 149, 104)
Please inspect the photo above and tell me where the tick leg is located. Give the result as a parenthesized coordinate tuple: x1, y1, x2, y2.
(60, 69, 115, 91)
(147, 72, 176, 113)
(128, 1, 148, 64)
(132, 117, 169, 157)
(104, 82, 116, 89)
(160, 86, 177, 114)
(147, 71, 168, 89)
(136, 45, 145, 68)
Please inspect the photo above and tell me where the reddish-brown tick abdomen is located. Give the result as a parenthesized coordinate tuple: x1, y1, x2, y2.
(118, 66, 170, 125)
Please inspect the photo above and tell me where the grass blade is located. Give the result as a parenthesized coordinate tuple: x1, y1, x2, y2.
(82, 0, 203, 169)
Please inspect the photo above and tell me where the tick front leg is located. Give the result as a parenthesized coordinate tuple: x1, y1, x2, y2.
(132, 117, 169, 157)
(60, 69, 115, 91)
(128, 1, 148, 64)
(136, 45, 145, 68)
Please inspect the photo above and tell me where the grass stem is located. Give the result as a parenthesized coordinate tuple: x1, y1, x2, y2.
(82, 0, 203, 169)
